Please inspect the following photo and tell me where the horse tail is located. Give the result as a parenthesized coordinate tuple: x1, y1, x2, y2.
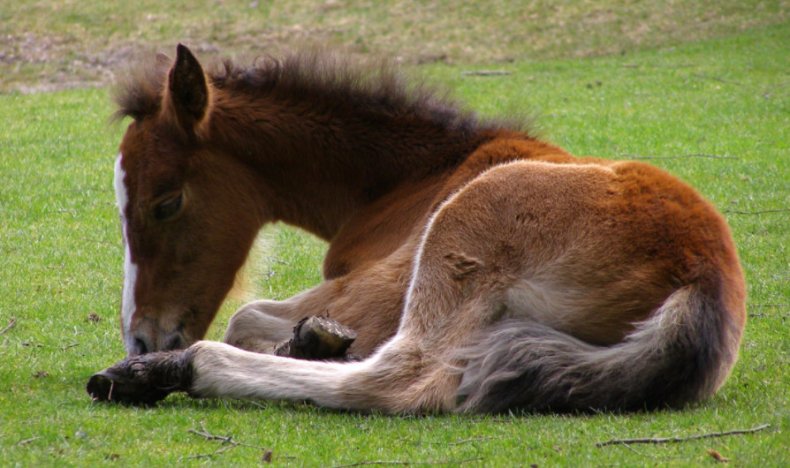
(456, 278, 743, 413)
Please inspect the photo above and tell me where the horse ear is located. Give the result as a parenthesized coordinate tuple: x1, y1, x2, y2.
(166, 44, 209, 130)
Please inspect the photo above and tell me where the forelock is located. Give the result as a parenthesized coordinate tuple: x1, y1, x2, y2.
(112, 56, 170, 122)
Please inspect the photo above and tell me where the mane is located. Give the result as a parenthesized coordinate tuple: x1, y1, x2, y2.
(114, 48, 526, 135)
(210, 50, 490, 135)
(112, 53, 170, 122)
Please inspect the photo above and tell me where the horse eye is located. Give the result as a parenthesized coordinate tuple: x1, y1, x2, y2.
(153, 194, 183, 221)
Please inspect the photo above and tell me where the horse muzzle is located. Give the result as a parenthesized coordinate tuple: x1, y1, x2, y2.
(126, 314, 191, 356)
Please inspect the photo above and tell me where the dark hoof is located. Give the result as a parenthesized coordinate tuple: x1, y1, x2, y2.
(274, 316, 357, 360)
(87, 350, 193, 405)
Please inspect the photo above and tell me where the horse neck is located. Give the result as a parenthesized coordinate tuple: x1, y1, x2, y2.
(209, 92, 500, 240)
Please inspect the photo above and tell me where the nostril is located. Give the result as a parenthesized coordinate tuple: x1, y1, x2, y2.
(133, 337, 149, 355)
(163, 333, 184, 351)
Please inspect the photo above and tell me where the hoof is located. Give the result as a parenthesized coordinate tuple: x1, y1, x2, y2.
(274, 316, 357, 360)
(87, 350, 193, 405)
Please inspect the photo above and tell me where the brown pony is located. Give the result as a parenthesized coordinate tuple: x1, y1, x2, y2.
(87, 44, 746, 413)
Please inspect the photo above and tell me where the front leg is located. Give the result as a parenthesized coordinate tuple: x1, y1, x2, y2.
(227, 258, 411, 359)
(273, 316, 357, 360)
(223, 299, 296, 353)
(87, 350, 194, 405)
(224, 298, 358, 361)
(85, 341, 370, 408)
(87, 338, 451, 413)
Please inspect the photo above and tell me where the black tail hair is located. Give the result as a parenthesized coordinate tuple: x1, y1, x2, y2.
(457, 282, 740, 413)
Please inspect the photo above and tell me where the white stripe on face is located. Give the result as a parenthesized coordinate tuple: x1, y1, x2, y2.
(115, 153, 138, 355)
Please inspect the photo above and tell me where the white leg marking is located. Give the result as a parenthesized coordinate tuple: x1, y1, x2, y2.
(114, 153, 138, 354)
(190, 341, 376, 408)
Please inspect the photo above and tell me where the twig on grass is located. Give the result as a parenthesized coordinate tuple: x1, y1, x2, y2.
(413, 435, 504, 446)
(626, 153, 738, 161)
(692, 73, 742, 86)
(188, 423, 236, 445)
(335, 458, 482, 467)
(186, 425, 240, 460)
(447, 435, 503, 445)
(186, 423, 271, 461)
(621, 63, 697, 69)
(749, 304, 789, 319)
(17, 436, 41, 446)
(615, 439, 654, 459)
(0, 318, 17, 335)
(751, 303, 787, 309)
(596, 424, 770, 447)
(461, 70, 511, 77)
(335, 462, 411, 467)
(724, 208, 790, 216)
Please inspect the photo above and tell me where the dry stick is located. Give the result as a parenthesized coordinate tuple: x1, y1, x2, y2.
(692, 73, 742, 85)
(590, 412, 657, 459)
(621, 63, 697, 69)
(724, 208, 790, 215)
(596, 424, 770, 447)
(461, 70, 512, 76)
(187, 425, 240, 460)
(335, 462, 411, 467)
(615, 439, 654, 459)
(17, 436, 42, 446)
(0, 318, 17, 335)
(417, 435, 503, 446)
(188, 423, 236, 445)
(626, 153, 738, 160)
(335, 458, 482, 467)
(448, 435, 504, 445)
(750, 304, 789, 319)
(187, 423, 269, 460)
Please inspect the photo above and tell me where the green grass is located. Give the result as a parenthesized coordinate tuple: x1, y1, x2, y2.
(1, 0, 789, 92)
(1, 24, 788, 466)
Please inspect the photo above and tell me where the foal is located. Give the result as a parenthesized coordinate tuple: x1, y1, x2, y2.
(88, 45, 746, 413)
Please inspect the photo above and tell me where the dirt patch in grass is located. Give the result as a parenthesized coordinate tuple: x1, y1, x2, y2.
(1, 0, 787, 93)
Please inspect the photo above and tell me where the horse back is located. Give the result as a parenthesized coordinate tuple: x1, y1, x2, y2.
(322, 135, 744, 351)
(323, 134, 575, 278)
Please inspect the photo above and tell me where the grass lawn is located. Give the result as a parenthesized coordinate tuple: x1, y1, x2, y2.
(1, 22, 788, 467)
(1, 0, 788, 93)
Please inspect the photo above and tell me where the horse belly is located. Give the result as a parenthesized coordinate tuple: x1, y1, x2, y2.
(504, 278, 588, 335)
(501, 272, 651, 346)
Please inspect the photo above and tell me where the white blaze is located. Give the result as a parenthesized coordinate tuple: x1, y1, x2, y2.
(114, 153, 138, 354)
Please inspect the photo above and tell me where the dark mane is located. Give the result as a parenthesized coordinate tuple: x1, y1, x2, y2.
(113, 53, 170, 122)
(210, 50, 488, 135)
(114, 49, 523, 135)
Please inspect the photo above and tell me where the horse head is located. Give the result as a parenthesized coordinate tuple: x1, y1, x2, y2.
(114, 45, 265, 355)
